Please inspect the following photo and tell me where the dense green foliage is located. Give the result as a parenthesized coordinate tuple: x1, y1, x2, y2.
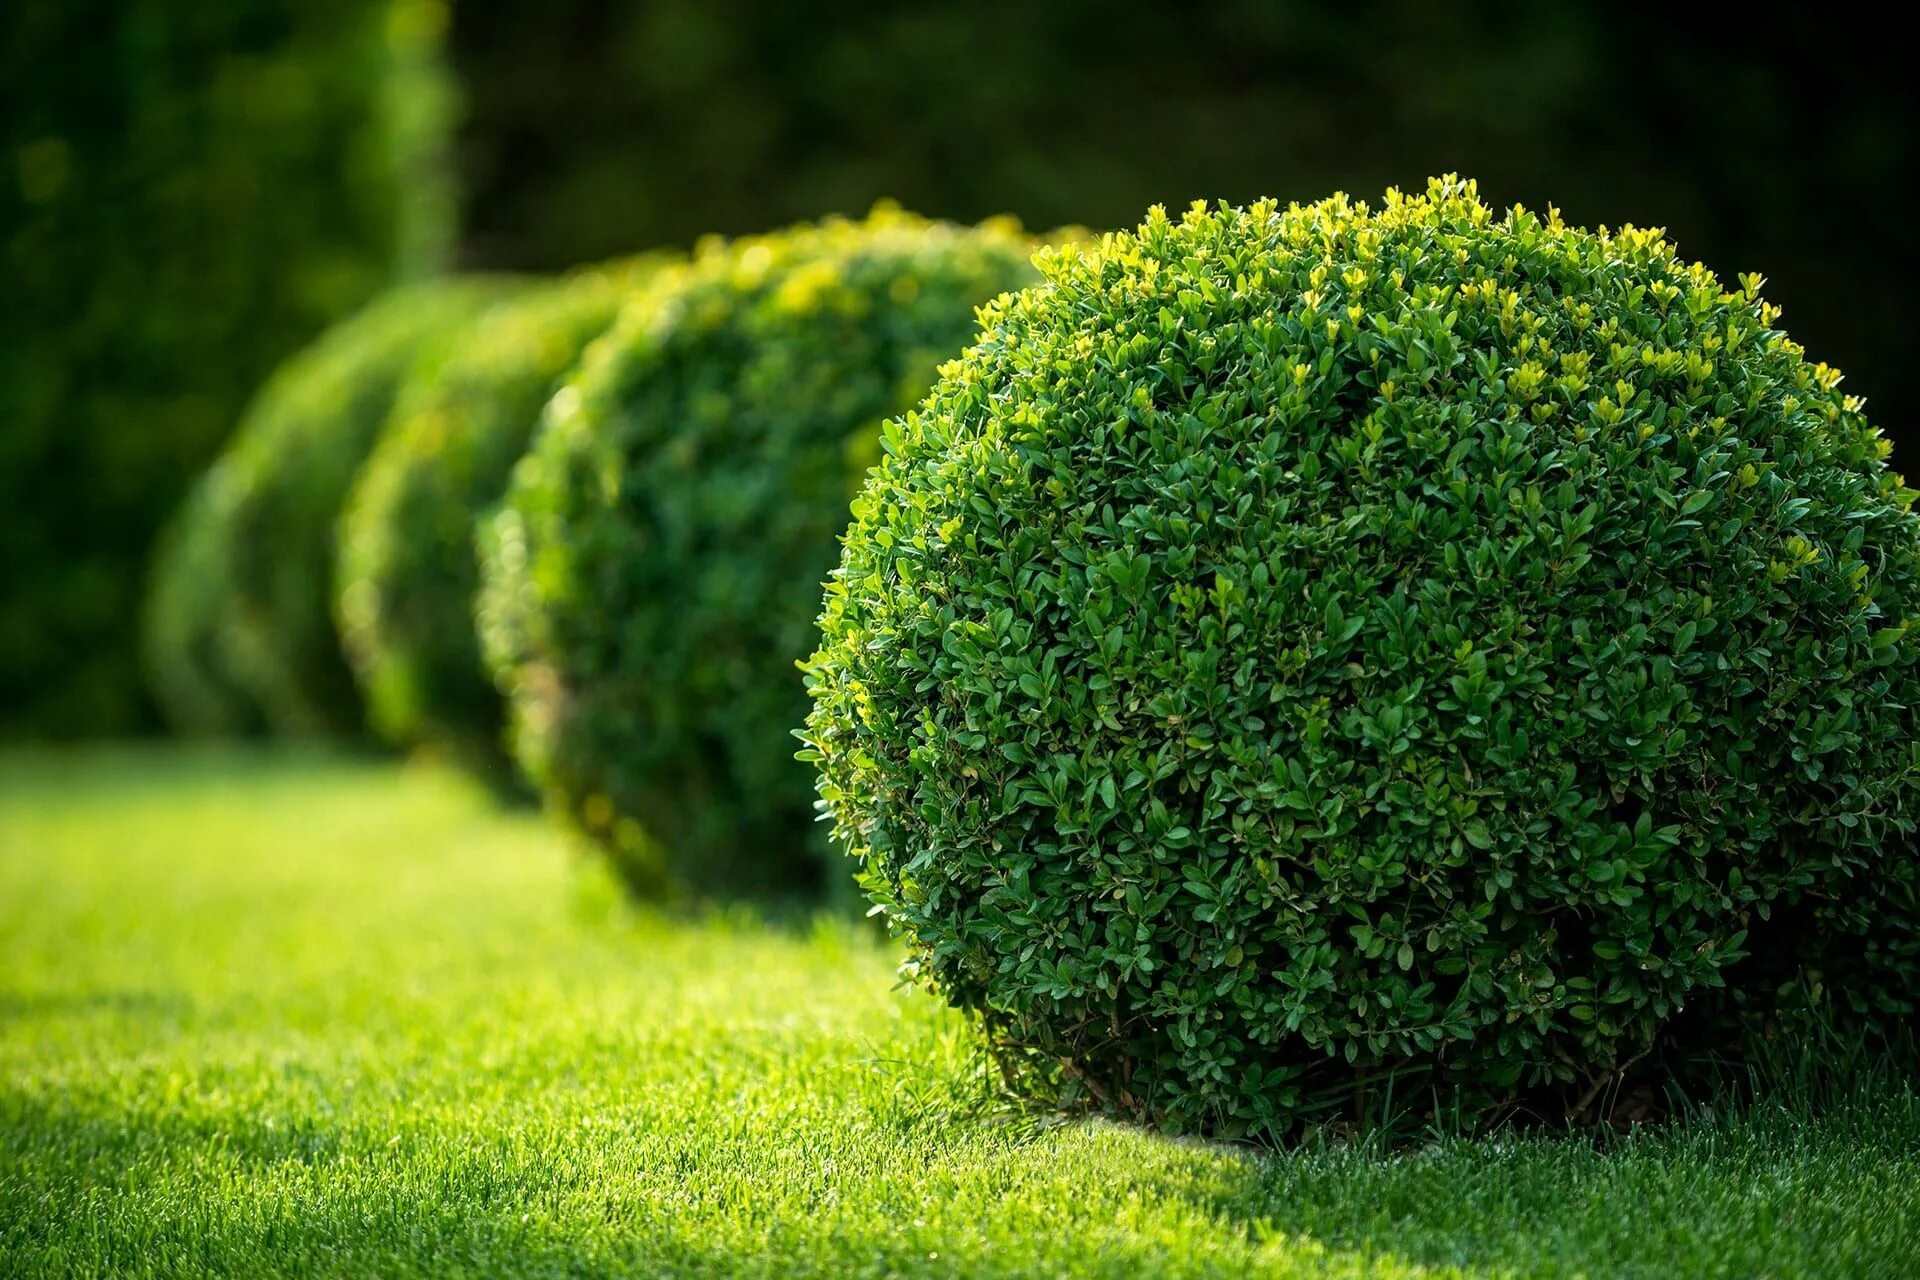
(142, 460, 263, 737)
(147, 279, 519, 737)
(1, 0, 456, 735)
(5, 749, 1918, 1279)
(804, 178, 1920, 1136)
(480, 209, 1040, 897)
(336, 258, 668, 771)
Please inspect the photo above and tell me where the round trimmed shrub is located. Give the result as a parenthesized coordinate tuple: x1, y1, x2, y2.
(149, 277, 521, 737)
(479, 208, 1042, 898)
(803, 177, 1920, 1136)
(144, 456, 262, 736)
(336, 257, 670, 771)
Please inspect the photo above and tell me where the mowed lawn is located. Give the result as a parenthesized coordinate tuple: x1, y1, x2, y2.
(3, 750, 1918, 1279)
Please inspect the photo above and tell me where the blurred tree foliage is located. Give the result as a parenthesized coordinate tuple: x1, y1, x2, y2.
(1, 0, 455, 735)
(452, 0, 1917, 459)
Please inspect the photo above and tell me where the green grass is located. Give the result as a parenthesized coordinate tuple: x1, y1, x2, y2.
(4, 748, 1918, 1279)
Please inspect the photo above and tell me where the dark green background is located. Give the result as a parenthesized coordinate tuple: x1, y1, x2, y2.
(6, 0, 1914, 735)
(452, 0, 1916, 447)
(2, 0, 453, 735)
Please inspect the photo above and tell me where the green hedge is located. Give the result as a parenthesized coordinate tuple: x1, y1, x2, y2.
(336, 257, 669, 771)
(479, 208, 1041, 898)
(147, 278, 519, 737)
(143, 457, 262, 737)
(803, 179, 1920, 1136)
(1, 0, 457, 735)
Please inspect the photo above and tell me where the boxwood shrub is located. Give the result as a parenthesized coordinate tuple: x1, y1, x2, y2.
(802, 177, 1920, 1136)
(144, 456, 262, 736)
(335, 257, 669, 772)
(479, 208, 1041, 898)
(147, 277, 519, 736)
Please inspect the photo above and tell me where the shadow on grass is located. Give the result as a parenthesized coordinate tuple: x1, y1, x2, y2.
(0, 1088, 1436, 1279)
(6, 1073, 1917, 1280)
(0, 988, 195, 1023)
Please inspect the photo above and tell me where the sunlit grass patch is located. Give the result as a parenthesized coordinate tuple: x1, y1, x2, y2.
(3, 748, 1917, 1278)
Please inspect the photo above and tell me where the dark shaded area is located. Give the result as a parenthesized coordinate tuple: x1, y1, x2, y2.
(4, 0, 1912, 738)
(5, 1081, 1918, 1278)
(0, 1, 452, 737)
(452, 0, 1918, 461)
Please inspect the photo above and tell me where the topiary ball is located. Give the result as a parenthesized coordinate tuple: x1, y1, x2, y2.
(479, 207, 1042, 898)
(802, 177, 1920, 1137)
(144, 455, 264, 736)
(336, 257, 670, 774)
(153, 277, 521, 737)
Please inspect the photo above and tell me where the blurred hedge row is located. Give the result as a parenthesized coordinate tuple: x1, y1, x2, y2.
(1, 0, 455, 735)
